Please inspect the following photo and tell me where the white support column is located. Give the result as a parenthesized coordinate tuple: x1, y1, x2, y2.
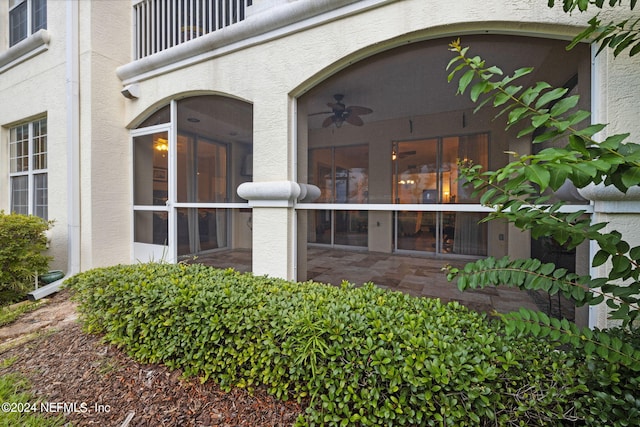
(238, 181, 319, 280)
(578, 184, 640, 329)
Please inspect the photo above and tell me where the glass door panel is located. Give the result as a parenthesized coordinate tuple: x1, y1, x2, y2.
(449, 212, 488, 256)
(177, 134, 228, 203)
(393, 138, 439, 204)
(308, 145, 368, 248)
(310, 210, 332, 244)
(176, 208, 228, 256)
(334, 210, 367, 247)
(396, 211, 436, 252)
(176, 133, 229, 257)
(133, 130, 173, 262)
(393, 134, 489, 256)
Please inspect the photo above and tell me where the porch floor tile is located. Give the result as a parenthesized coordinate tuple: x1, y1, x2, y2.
(193, 247, 566, 317)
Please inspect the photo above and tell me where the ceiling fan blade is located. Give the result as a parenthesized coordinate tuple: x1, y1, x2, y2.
(345, 114, 363, 126)
(308, 111, 333, 116)
(347, 106, 373, 115)
(322, 116, 335, 128)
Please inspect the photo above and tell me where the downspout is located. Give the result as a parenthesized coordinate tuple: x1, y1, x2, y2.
(29, 0, 81, 300)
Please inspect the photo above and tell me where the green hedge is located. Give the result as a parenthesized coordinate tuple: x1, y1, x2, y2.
(67, 263, 584, 426)
(0, 211, 51, 300)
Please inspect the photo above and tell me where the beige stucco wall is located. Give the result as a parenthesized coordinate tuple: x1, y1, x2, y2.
(0, 3, 69, 272)
(0, 1, 132, 275)
(79, 0, 132, 269)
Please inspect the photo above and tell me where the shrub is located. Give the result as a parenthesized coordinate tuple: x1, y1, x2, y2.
(0, 211, 51, 299)
(68, 263, 587, 426)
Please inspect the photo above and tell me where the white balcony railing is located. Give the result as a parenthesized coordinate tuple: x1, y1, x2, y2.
(133, 0, 252, 59)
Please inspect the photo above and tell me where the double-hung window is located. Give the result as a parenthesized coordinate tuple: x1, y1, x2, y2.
(9, 0, 47, 47)
(9, 117, 48, 219)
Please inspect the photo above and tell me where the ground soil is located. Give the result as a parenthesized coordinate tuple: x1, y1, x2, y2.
(0, 290, 304, 426)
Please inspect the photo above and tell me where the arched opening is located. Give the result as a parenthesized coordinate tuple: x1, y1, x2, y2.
(296, 34, 590, 314)
(132, 94, 253, 266)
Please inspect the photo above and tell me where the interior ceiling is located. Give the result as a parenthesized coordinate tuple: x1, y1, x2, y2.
(177, 96, 253, 145)
(302, 35, 587, 130)
(164, 35, 587, 140)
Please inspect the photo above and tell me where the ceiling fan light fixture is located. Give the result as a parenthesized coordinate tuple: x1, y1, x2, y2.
(311, 94, 373, 129)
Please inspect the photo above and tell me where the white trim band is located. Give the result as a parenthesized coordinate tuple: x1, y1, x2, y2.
(0, 29, 50, 73)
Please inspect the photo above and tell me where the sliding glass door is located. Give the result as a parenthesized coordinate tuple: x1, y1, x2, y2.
(176, 134, 229, 256)
(393, 133, 489, 256)
(308, 145, 368, 248)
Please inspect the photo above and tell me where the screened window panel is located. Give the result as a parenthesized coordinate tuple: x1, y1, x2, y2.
(10, 124, 29, 173)
(9, 0, 27, 46)
(10, 176, 29, 215)
(32, 0, 46, 32)
(33, 173, 48, 219)
(33, 118, 47, 170)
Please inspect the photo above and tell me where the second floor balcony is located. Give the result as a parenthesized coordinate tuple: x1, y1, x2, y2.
(134, 0, 252, 59)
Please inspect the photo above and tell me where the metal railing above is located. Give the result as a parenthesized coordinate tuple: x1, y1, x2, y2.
(133, 0, 251, 59)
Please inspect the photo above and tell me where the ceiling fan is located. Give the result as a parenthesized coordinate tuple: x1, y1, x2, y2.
(310, 94, 373, 128)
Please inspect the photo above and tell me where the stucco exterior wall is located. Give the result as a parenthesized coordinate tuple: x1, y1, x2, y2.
(0, 0, 132, 274)
(79, 0, 132, 269)
(0, 3, 69, 272)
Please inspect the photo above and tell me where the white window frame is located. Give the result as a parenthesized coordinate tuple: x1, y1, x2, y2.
(9, 116, 48, 219)
(9, 0, 47, 47)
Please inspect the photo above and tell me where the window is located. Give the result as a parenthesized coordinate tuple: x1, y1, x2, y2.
(9, 0, 47, 47)
(9, 117, 48, 219)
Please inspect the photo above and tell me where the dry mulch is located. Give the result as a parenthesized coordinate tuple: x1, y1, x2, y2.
(0, 291, 305, 426)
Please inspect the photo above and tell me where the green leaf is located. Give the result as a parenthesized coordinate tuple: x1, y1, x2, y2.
(524, 164, 551, 190)
(550, 95, 579, 116)
(458, 69, 475, 94)
(535, 88, 568, 109)
(470, 81, 489, 102)
(599, 133, 629, 150)
(621, 167, 640, 188)
(531, 113, 551, 128)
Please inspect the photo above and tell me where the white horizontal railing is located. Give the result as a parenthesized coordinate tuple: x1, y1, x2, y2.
(133, 0, 251, 59)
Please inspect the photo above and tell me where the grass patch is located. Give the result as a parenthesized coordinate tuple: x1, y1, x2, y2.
(0, 372, 68, 427)
(0, 300, 47, 328)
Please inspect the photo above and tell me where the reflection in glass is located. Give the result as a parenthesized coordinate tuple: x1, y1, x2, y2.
(334, 210, 368, 247)
(396, 211, 436, 252)
(177, 135, 227, 203)
(393, 133, 489, 256)
(308, 145, 368, 247)
(133, 132, 169, 206)
(177, 208, 227, 256)
(312, 210, 332, 244)
(10, 175, 28, 215)
(33, 173, 47, 219)
(395, 211, 487, 256)
(134, 210, 168, 245)
(138, 105, 170, 128)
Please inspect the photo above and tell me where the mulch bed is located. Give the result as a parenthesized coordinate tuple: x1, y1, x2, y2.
(0, 321, 305, 426)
